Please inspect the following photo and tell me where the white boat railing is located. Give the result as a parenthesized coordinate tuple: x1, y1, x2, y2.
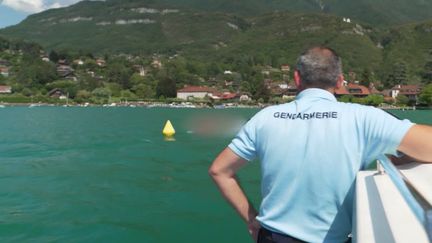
(377, 155, 432, 241)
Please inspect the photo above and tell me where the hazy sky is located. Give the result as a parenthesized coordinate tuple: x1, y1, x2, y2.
(0, 0, 84, 28)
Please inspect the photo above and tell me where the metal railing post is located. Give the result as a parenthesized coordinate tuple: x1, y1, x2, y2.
(376, 160, 385, 175)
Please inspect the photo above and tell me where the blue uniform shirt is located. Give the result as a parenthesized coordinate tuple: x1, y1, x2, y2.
(228, 88, 414, 243)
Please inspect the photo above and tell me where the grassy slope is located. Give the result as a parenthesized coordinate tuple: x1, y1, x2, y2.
(214, 13, 382, 75)
(380, 20, 432, 82)
(1, 0, 432, 83)
(132, 0, 432, 26)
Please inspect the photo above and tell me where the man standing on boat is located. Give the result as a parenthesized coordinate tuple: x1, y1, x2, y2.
(209, 47, 432, 243)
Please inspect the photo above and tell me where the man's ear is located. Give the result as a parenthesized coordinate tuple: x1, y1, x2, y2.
(336, 74, 344, 89)
(294, 70, 301, 88)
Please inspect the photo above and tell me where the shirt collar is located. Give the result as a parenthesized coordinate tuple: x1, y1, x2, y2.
(295, 88, 337, 102)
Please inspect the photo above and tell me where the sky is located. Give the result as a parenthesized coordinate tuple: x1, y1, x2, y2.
(0, 0, 83, 28)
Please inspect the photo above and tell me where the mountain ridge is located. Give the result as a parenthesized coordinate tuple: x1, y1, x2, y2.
(1, 0, 432, 85)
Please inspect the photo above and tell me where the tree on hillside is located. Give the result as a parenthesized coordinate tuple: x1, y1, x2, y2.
(422, 60, 432, 84)
(156, 77, 176, 98)
(422, 49, 432, 84)
(0, 37, 9, 51)
(0, 74, 6, 84)
(385, 61, 409, 88)
(106, 62, 133, 89)
(78, 73, 102, 91)
(252, 79, 270, 102)
(92, 87, 111, 100)
(133, 84, 155, 99)
(49, 50, 59, 63)
(16, 55, 58, 86)
(248, 71, 270, 102)
(16, 42, 41, 57)
(75, 90, 91, 103)
(360, 68, 375, 87)
(163, 58, 203, 86)
(83, 59, 98, 70)
(186, 60, 205, 77)
(419, 84, 432, 106)
(57, 50, 72, 62)
(120, 90, 136, 100)
(105, 83, 122, 97)
(207, 62, 222, 77)
(130, 73, 146, 86)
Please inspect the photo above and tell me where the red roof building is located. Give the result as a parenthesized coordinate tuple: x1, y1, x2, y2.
(177, 86, 237, 101)
(391, 85, 422, 101)
(96, 58, 106, 67)
(0, 66, 9, 77)
(177, 86, 217, 93)
(334, 86, 350, 96)
(0, 85, 12, 94)
(217, 92, 238, 100)
(346, 83, 371, 96)
(335, 82, 370, 97)
(281, 64, 291, 72)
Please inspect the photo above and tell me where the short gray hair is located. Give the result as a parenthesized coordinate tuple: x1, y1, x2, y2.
(296, 47, 342, 89)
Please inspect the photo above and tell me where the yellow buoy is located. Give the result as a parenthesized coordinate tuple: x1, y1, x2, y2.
(162, 120, 176, 137)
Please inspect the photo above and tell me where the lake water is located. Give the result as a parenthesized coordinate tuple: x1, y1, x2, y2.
(0, 107, 430, 242)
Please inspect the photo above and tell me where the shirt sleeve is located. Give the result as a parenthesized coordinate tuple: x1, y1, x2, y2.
(362, 107, 414, 164)
(228, 115, 259, 161)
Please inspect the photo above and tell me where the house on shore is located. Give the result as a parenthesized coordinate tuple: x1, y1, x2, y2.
(0, 59, 10, 66)
(0, 66, 9, 77)
(96, 58, 106, 67)
(335, 82, 370, 97)
(177, 86, 217, 100)
(151, 59, 162, 69)
(41, 56, 50, 62)
(133, 65, 146, 76)
(73, 59, 84, 66)
(283, 83, 298, 98)
(390, 84, 422, 102)
(48, 88, 67, 99)
(281, 64, 291, 72)
(0, 85, 12, 94)
(212, 91, 238, 101)
(57, 65, 75, 79)
(177, 86, 237, 101)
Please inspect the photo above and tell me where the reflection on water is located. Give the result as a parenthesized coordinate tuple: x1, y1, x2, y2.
(163, 136, 176, 142)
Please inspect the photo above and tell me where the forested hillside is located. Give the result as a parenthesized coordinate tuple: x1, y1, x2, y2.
(0, 0, 431, 105)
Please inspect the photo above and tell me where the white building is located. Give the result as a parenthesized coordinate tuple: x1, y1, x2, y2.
(177, 86, 217, 100)
(0, 85, 12, 94)
(0, 67, 9, 77)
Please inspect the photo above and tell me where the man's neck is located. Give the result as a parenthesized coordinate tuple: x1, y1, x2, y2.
(297, 86, 336, 94)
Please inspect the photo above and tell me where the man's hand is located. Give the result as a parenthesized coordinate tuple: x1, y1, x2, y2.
(248, 218, 261, 242)
(389, 154, 417, 165)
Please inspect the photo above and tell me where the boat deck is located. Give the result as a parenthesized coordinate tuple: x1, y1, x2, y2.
(355, 162, 432, 243)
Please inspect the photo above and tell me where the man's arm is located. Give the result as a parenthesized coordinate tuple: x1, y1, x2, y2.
(208, 147, 260, 241)
(398, 124, 432, 163)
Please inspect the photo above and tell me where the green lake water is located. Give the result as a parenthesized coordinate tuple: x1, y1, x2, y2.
(0, 107, 430, 242)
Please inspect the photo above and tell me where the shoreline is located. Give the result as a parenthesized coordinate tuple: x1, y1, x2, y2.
(0, 102, 429, 110)
(0, 102, 263, 109)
